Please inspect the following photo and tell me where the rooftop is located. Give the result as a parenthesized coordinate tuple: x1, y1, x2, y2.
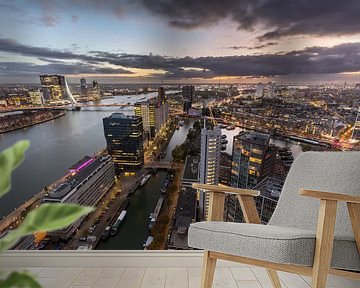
(105, 113, 140, 120)
(68, 156, 93, 172)
(1, 251, 358, 288)
(182, 156, 199, 181)
(45, 156, 110, 200)
(235, 131, 270, 146)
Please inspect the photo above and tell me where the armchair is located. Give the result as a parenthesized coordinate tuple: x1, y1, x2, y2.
(188, 152, 360, 288)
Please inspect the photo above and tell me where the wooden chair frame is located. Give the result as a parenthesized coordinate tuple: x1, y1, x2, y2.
(192, 183, 360, 288)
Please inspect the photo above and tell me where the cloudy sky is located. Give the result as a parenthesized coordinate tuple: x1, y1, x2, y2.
(0, 0, 359, 83)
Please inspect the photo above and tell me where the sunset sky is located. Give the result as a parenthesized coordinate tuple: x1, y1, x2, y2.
(0, 0, 359, 83)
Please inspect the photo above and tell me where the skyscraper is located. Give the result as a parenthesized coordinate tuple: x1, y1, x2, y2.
(182, 85, 195, 102)
(182, 85, 195, 113)
(231, 131, 270, 189)
(103, 113, 144, 176)
(92, 80, 101, 100)
(39, 74, 67, 101)
(134, 100, 156, 140)
(199, 122, 221, 220)
(134, 98, 169, 140)
(158, 86, 167, 104)
(226, 131, 273, 222)
(80, 78, 87, 88)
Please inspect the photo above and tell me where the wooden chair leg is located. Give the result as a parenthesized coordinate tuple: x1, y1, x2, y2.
(312, 200, 337, 288)
(347, 203, 360, 253)
(266, 269, 282, 288)
(201, 250, 217, 288)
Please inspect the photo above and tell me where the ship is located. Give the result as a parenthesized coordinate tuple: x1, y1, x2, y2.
(110, 210, 127, 236)
(148, 196, 164, 230)
(72, 106, 81, 111)
(101, 226, 111, 240)
(143, 236, 154, 250)
(221, 134, 227, 139)
(140, 174, 151, 186)
(221, 144, 227, 151)
(178, 120, 184, 126)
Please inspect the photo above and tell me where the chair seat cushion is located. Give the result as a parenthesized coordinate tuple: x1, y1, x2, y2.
(188, 222, 360, 271)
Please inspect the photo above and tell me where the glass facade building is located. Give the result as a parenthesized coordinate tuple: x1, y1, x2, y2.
(231, 131, 270, 189)
(103, 113, 144, 175)
(39, 74, 67, 101)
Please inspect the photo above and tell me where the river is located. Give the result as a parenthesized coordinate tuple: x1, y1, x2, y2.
(0, 96, 302, 250)
(0, 92, 159, 219)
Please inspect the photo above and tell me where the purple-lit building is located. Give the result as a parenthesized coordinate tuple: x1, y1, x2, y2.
(43, 155, 115, 240)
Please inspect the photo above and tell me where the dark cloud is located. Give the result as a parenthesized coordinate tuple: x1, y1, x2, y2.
(8, 0, 359, 40)
(31, 0, 128, 26)
(138, 0, 360, 40)
(226, 42, 278, 51)
(1, 38, 360, 79)
(0, 61, 133, 76)
(0, 38, 98, 62)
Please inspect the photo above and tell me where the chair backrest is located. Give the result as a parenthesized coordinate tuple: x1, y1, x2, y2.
(269, 151, 360, 239)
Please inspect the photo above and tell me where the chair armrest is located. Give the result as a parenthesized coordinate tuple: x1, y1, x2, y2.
(192, 183, 261, 223)
(192, 183, 260, 197)
(299, 189, 360, 204)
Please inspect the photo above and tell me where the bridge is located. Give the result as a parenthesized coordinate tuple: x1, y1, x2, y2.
(144, 161, 174, 169)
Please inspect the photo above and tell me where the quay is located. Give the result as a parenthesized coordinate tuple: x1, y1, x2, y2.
(0, 110, 66, 134)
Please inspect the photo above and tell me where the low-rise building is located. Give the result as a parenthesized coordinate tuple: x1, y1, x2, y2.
(167, 187, 197, 250)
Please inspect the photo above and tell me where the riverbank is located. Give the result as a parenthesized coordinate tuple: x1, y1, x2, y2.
(0, 110, 66, 134)
(148, 164, 184, 250)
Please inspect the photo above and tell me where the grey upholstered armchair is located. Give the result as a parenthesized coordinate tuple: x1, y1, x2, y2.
(189, 151, 360, 288)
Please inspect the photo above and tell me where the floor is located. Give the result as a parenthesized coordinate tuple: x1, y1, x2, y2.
(1, 251, 359, 288)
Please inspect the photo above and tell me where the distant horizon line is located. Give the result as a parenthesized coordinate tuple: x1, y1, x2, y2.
(0, 81, 359, 86)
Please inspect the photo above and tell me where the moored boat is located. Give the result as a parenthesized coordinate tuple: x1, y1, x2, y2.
(140, 174, 151, 186)
(110, 210, 127, 236)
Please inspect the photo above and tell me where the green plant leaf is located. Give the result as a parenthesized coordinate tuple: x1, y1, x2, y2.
(0, 204, 93, 251)
(19, 204, 94, 234)
(0, 140, 30, 197)
(0, 271, 41, 288)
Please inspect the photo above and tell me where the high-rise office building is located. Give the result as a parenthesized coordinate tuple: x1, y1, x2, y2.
(80, 78, 87, 97)
(219, 152, 232, 186)
(231, 131, 271, 189)
(158, 87, 167, 104)
(199, 123, 222, 220)
(134, 100, 156, 140)
(134, 98, 169, 140)
(182, 85, 195, 113)
(255, 83, 264, 99)
(225, 131, 275, 222)
(158, 100, 169, 130)
(352, 111, 360, 140)
(80, 78, 87, 88)
(182, 85, 195, 102)
(103, 113, 144, 176)
(39, 74, 67, 101)
(91, 80, 101, 100)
